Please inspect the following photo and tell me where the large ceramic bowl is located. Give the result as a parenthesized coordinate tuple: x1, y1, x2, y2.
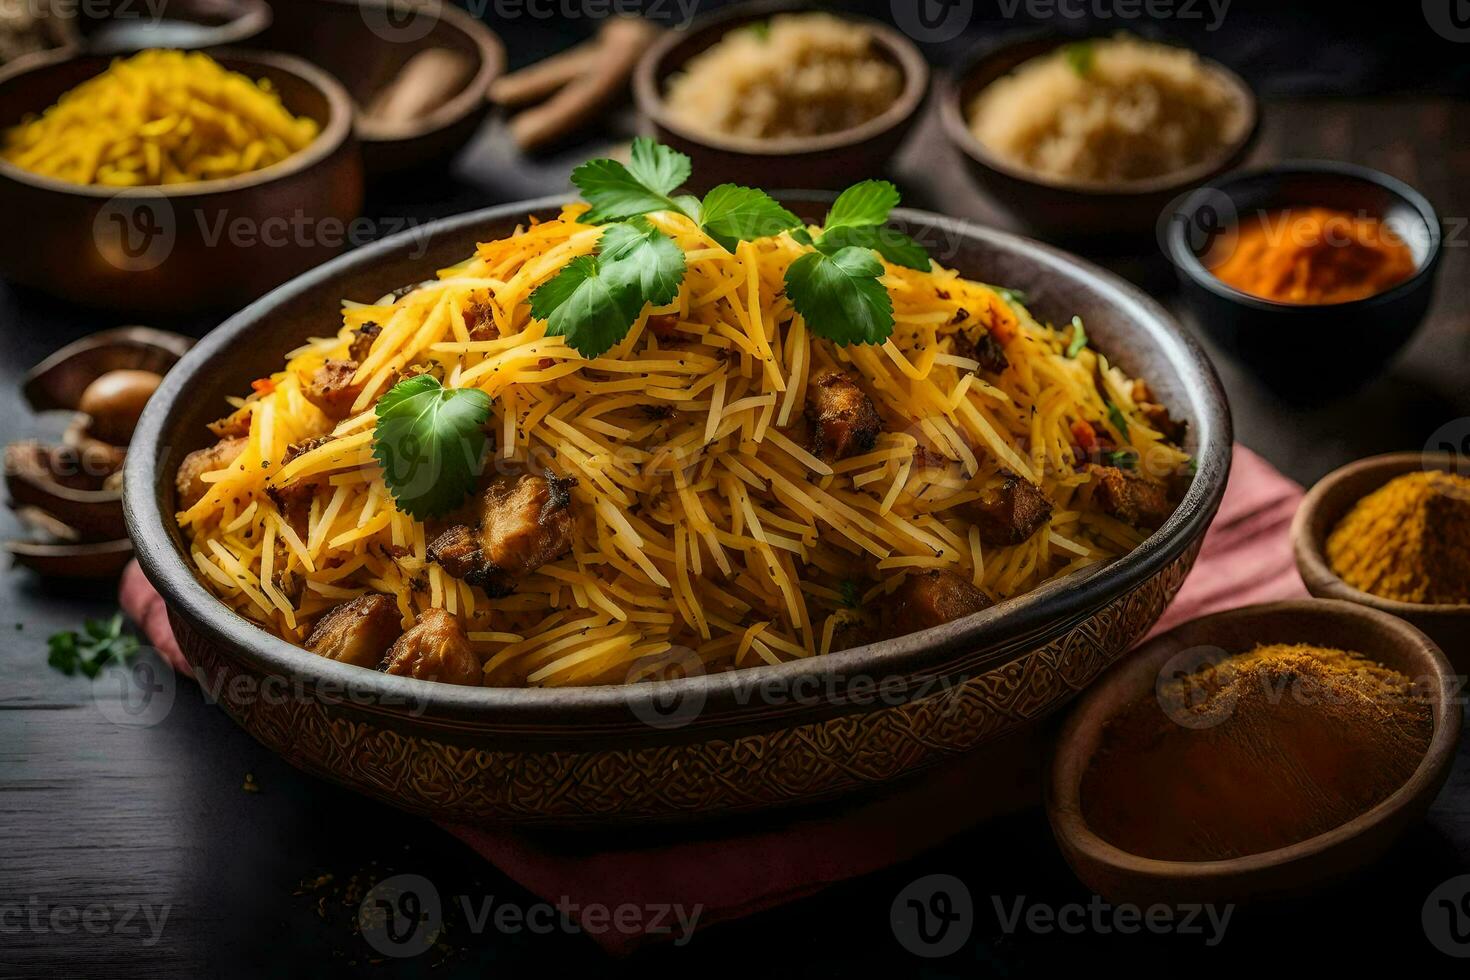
(124, 197, 1232, 827)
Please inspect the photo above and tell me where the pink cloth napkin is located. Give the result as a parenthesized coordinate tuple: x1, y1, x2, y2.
(120, 444, 1305, 956)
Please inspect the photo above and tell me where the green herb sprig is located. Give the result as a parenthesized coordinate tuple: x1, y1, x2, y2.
(372, 375, 492, 521)
(47, 613, 139, 679)
(529, 139, 933, 358)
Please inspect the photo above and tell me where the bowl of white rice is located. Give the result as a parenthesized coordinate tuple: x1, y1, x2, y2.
(633, 3, 929, 192)
(940, 33, 1258, 246)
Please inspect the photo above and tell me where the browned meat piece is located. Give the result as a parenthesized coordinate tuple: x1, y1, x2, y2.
(805, 370, 882, 461)
(1088, 465, 1177, 528)
(963, 472, 1053, 547)
(348, 322, 382, 362)
(829, 608, 881, 652)
(265, 436, 328, 534)
(305, 594, 403, 669)
(646, 313, 679, 341)
(382, 608, 481, 686)
(1130, 381, 1188, 446)
(206, 405, 253, 439)
(428, 471, 577, 596)
(890, 569, 993, 635)
(426, 524, 482, 580)
(303, 360, 364, 419)
(465, 296, 497, 341)
(955, 330, 1009, 374)
(175, 437, 247, 509)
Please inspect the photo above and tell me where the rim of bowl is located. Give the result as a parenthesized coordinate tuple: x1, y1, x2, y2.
(1165, 160, 1445, 312)
(1292, 451, 1470, 616)
(937, 31, 1260, 198)
(0, 46, 355, 198)
(1048, 598, 1462, 882)
(123, 194, 1232, 720)
(633, 1, 930, 157)
(69, 0, 273, 54)
(351, 0, 507, 143)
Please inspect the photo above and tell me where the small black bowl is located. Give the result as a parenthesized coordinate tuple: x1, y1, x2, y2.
(1164, 161, 1443, 401)
(939, 31, 1259, 250)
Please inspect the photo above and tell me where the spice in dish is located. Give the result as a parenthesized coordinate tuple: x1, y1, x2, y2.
(1082, 643, 1432, 862)
(663, 13, 903, 141)
(1206, 207, 1417, 305)
(1326, 470, 1470, 604)
(968, 35, 1248, 185)
(1, 49, 320, 187)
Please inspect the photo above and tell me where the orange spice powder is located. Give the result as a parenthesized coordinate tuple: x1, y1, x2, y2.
(1207, 207, 1416, 305)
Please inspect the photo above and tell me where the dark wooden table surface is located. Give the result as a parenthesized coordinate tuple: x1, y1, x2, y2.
(3, 30, 1469, 980)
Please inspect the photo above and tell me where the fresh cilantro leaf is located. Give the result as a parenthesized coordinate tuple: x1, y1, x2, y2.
(822, 179, 901, 233)
(1188, 457, 1198, 476)
(599, 218, 686, 309)
(1106, 401, 1131, 442)
(372, 375, 492, 520)
(699, 184, 801, 252)
(817, 225, 931, 271)
(530, 254, 639, 358)
(746, 19, 770, 40)
(1064, 41, 1095, 78)
(785, 246, 894, 346)
(626, 137, 691, 197)
(672, 194, 703, 224)
(46, 613, 138, 679)
(1104, 449, 1137, 470)
(1066, 315, 1088, 358)
(838, 579, 860, 609)
(570, 159, 676, 224)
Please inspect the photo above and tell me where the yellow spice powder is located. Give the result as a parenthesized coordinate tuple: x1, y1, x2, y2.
(1326, 471, 1470, 604)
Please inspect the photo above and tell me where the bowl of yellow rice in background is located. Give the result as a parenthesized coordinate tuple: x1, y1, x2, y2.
(125, 194, 1231, 826)
(0, 47, 362, 314)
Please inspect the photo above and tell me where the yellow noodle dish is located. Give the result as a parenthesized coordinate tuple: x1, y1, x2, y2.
(174, 141, 1190, 688)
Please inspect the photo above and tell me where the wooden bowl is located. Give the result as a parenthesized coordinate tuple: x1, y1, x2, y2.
(262, 0, 505, 177)
(124, 195, 1231, 827)
(1293, 452, 1470, 666)
(938, 32, 1259, 248)
(0, 48, 363, 315)
(633, 1, 929, 193)
(1048, 599, 1461, 906)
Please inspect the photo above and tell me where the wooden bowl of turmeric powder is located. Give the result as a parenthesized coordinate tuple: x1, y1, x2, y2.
(0, 47, 363, 315)
(1293, 452, 1470, 667)
(1048, 599, 1460, 907)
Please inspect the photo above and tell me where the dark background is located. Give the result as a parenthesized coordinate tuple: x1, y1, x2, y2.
(3, 1, 1470, 976)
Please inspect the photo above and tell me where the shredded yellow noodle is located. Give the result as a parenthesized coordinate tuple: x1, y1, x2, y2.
(177, 205, 1189, 687)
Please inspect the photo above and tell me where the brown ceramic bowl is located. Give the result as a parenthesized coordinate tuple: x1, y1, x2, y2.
(939, 32, 1259, 248)
(72, 0, 271, 53)
(124, 195, 1231, 827)
(1048, 599, 1460, 907)
(0, 48, 362, 315)
(633, 1, 929, 193)
(1293, 452, 1470, 668)
(263, 0, 505, 176)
